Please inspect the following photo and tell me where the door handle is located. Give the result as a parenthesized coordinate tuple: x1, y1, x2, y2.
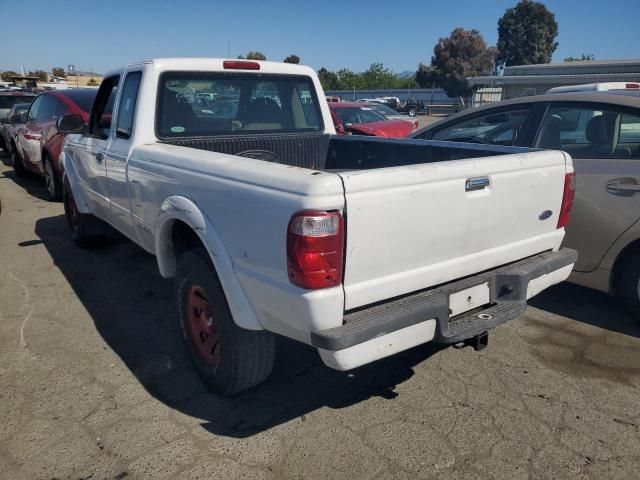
(607, 177, 640, 196)
(466, 177, 490, 192)
(95, 152, 104, 163)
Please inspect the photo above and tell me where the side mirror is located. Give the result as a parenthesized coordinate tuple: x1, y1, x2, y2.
(57, 114, 85, 134)
(10, 113, 26, 124)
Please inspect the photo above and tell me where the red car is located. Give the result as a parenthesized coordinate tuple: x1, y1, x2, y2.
(329, 102, 415, 138)
(12, 89, 97, 200)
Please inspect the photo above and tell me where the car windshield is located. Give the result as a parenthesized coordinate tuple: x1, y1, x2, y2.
(60, 89, 99, 113)
(367, 104, 398, 116)
(156, 72, 323, 138)
(333, 106, 387, 125)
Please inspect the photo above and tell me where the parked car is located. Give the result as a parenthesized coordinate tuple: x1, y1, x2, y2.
(0, 92, 36, 142)
(329, 102, 415, 137)
(0, 102, 32, 155)
(410, 91, 640, 317)
(12, 89, 98, 200)
(364, 102, 419, 129)
(58, 58, 575, 394)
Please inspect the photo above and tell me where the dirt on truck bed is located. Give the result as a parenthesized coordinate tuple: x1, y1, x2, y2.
(0, 158, 639, 480)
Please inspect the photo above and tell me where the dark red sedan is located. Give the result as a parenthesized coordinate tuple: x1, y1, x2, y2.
(12, 89, 97, 200)
(329, 102, 415, 138)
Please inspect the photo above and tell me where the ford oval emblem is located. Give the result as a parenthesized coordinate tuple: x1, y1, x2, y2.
(539, 210, 553, 220)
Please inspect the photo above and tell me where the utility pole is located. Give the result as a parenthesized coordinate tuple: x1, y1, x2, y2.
(227, 40, 230, 59)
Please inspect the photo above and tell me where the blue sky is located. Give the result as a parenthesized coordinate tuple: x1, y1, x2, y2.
(1, 0, 638, 74)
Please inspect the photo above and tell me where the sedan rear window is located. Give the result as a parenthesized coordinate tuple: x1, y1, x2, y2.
(156, 72, 323, 138)
(0, 95, 35, 109)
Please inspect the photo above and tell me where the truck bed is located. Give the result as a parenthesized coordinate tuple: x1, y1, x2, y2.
(161, 135, 531, 171)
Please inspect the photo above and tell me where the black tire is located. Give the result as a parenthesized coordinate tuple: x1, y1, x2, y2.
(176, 248, 275, 395)
(63, 180, 104, 248)
(11, 145, 27, 178)
(408, 107, 417, 117)
(43, 153, 62, 201)
(619, 253, 640, 318)
(0, 136, 7, 153)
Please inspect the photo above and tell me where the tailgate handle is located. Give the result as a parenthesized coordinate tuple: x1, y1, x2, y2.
(466, 177, 490, 192)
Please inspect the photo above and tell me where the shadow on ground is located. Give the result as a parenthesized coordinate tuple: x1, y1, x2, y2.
(34, 214, 446, 438)
(530, 281, 640, 339)
(0, 163, 49, 201)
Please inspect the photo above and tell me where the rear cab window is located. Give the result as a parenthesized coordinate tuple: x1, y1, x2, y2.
(155, 72, 323, 138)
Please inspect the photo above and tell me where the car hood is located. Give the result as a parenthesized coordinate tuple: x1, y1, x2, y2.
(348, 119, 414, 138)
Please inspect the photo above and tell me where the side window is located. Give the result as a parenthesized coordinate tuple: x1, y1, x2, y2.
(431, 108, 531, 146)
(89, 76, 119, 138)
(27, 95, 43, 122)
(536, 105, 640, 158)
(115, 72, 142, 139)
(293, 82, 320, 128)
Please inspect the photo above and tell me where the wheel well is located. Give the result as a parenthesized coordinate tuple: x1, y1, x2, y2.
(171, 219, 206, 259)
(611, 238, 640, 294)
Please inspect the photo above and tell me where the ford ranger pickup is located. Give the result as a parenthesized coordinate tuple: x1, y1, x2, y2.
(57, 58, 577, 395)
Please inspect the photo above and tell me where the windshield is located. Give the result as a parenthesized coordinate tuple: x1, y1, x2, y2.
(60, 89, 99, 113)
(156, 72, 323, 138)
(332, 106, 387, 125)
(366, 104, 398, 116)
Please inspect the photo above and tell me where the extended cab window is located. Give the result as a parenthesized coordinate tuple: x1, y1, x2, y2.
(156, 72, 323, 138)
(116, 71, 142, 139)
(536, 105, 640, 158)
(430, 108, 532, 146)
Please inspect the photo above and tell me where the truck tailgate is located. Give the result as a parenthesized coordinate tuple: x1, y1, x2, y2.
(338, 150, 570, 309)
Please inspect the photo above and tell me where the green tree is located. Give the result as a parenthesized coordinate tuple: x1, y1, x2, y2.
(284, 54, 300, 64)
(496, 0, 558, 67)
(317, 67, 339, 90)
(360, 63, 396, 89)
(430, 28, 496, 100)
(87, 78, 98, 86)
(415, 63, 435, 88)
(564, 53, 595, 62)
(336, 68, 362, 91)
(0, 70, 18, 81)
(52, 67, 66, 78)
(246, 51, 266, 60)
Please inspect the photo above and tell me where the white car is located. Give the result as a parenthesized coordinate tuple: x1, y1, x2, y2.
(58, 58, 576, 394)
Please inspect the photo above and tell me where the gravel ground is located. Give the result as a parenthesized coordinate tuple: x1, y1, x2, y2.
(0, 156, 639, 480)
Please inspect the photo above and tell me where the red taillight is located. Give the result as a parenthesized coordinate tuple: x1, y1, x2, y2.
(626, 83, 640, 89)
(287, 210, 344, 289)
(557, 172, 576, 229)
(223, 60, 260, 70)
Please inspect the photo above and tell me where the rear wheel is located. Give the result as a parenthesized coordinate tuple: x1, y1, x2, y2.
(176, 248, 275, 395)
(11, 146, 27, 178)
(408, 107, 417, 117)
(43, 154, 62, 201)
(619, 253, 640, 318)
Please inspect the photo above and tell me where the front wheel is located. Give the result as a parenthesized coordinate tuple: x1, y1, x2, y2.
(619, 253, 640, 318)
(408, 107, 417, 117)
(176, 248, 276, 395)
(63, 181, 105, 248)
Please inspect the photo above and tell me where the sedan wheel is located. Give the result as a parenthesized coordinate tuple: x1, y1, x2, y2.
(43, 155, 62, 201)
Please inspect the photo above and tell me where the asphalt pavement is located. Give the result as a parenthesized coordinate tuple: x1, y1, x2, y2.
(0, 157, 638, 480)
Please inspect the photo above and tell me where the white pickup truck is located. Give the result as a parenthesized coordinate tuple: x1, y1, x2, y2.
(58, 58, 577, 395)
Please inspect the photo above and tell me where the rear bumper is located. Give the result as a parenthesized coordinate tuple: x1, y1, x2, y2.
(313, 248, 577, 370)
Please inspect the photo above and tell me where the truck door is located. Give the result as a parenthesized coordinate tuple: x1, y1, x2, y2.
(72, 76, 119, 220)
(105, 70, 142, 240)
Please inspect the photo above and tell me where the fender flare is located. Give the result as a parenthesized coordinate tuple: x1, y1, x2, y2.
(155, 195, 263, 331)
(60, 149, 91, 214)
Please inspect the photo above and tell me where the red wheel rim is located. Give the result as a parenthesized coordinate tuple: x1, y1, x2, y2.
(186, 285, 220, 366)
